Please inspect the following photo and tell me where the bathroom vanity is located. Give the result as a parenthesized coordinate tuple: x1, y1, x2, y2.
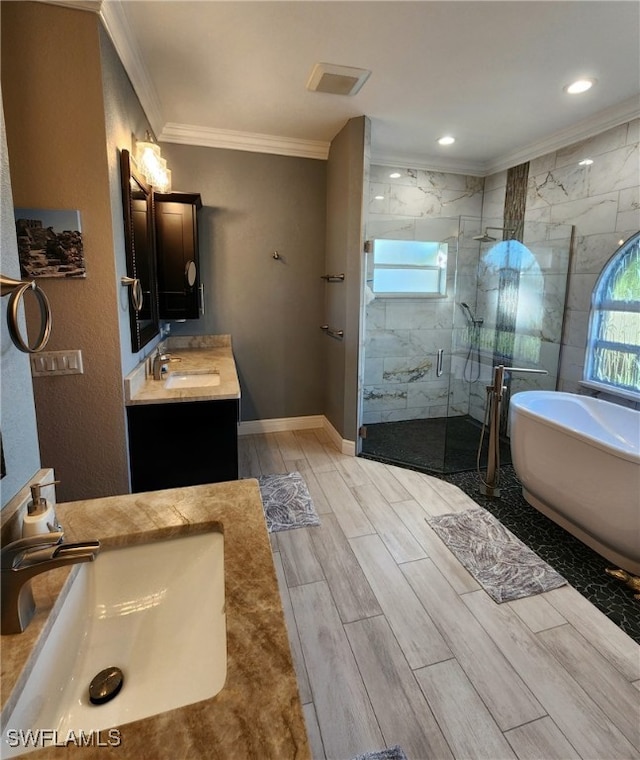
(0, 478, 310, 758)
(124, 335, 240, 492)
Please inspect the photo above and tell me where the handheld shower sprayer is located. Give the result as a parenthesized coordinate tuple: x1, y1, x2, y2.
(460, 302, 475, 325)
(459, 302, 483, 327)
(459, 303, 483, 384)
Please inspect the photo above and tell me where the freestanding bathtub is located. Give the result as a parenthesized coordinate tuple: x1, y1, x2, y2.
(510, 390, 640, 575)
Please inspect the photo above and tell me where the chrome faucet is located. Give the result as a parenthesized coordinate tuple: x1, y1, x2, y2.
(152, 349, 171, 380)
(152, 348, 181, 380)
(480, 364, 548, 498)
(1, 530, 100, 635)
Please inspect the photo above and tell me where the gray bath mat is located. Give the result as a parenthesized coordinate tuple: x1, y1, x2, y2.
(351, 747, 408, 760)
(427, 507, 567, 603)
(258, 471, 320, 533)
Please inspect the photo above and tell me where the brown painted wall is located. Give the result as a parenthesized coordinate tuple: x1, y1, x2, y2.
(160, 142, 327, 422)
(324, 117, 368, 439)
(2, 2, 129, 501)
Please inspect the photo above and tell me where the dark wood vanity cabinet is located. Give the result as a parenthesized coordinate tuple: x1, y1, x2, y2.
(126, 399, 239, 492)
(154, 192, 203, 321)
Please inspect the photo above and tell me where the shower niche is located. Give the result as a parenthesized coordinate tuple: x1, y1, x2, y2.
(359, 216, 574, 475)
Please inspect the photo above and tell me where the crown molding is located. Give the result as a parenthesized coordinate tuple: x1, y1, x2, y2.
(484, 96, 640, 176)
(159, 95, 639, 169)
(370, 151, 487, 177)
(36, 0, 102, 12)
(159, 123, 330, 161)
(99, 0, 164, 136)
(374, 97, 640, 177)
(92, 1, 640, 175)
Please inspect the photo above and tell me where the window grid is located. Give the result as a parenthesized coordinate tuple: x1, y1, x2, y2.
(584, 232, 640, 399)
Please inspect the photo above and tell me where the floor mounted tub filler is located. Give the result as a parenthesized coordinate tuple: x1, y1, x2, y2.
(509, 390, 640, 576)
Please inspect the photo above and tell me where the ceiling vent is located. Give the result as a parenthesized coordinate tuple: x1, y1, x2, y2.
(306, 63, 371, 96)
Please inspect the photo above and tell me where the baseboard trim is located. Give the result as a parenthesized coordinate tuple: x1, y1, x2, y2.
(238, 415, 325, 435)
(322, 417, 356, 456)
(238, 414, 356, 456)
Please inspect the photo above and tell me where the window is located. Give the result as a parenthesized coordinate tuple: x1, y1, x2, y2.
(584, 231, 640, 400)
(369, 239, 447, 296)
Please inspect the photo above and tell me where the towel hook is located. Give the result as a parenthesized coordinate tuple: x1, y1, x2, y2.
(1, 274, 52, 353)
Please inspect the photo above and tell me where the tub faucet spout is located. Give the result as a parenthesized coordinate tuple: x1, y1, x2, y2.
(1, 530, 100, 635)
(481, 364, 548, 498)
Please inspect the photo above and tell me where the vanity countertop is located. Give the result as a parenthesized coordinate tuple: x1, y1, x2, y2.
(0, 479, 310, 759)
(125, 334, 241, 406)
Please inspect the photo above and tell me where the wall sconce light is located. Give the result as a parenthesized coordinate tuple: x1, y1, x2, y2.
(134, 133, 172, 193)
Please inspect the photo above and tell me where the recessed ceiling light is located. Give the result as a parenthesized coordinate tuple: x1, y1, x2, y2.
(564, 78, 596, 95)
(306, 63, 371, 96)
(579, 158, 594, 166)
(389, 172, 401, 179)
(374, 195, 385, 200)
(438, 136, 455, 146)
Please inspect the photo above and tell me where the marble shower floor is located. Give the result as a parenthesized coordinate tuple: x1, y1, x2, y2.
(360, 415, 512, 475)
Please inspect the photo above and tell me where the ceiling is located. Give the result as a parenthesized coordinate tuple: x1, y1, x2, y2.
(98, 0, 639, 176)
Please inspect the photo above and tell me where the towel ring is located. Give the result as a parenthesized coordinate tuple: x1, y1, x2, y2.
(121, 276, 144, 312)
(1, 274, 52, 353)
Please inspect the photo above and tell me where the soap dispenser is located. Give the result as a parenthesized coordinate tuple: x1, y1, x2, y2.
(22, 481, 60, 537)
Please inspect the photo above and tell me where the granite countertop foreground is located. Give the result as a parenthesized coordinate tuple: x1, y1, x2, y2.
(125, 334, 241, 405)
(0, 480, 310, 759)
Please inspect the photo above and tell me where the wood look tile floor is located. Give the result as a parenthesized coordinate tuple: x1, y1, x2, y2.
(238, 429, 640, 760)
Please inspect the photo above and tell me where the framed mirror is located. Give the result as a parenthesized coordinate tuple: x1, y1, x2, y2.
(120, 149, 159, 352)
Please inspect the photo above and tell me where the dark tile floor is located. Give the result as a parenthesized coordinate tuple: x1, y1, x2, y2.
(359, 417, 639, 643)
(444, 467, 640, 644)
(361, 415, 511, 475)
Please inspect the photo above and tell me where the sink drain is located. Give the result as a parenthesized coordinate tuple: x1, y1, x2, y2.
(89, 666, 124, 705)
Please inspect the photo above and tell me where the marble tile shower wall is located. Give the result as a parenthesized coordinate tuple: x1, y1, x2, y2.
(485, 119, 640, 401)
(363, 167, 484, 424)
(363, 121, 639, 425)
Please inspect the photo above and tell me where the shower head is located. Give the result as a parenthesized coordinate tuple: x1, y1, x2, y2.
(472, 226, 516, 243)
(472, 231, 497, 242)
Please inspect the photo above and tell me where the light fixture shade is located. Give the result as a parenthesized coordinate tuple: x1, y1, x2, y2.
(154, 167, 172, 194)
(134, 139, 172, 192)
(135, 141, 161, 175)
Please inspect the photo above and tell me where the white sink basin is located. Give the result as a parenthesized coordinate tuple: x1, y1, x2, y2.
(1, 531, 226, 756)
(165, 371, 221, 389)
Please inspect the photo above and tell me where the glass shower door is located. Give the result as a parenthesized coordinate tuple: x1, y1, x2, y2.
(443, 217, 575, 474)
(358, 217, 460, 472)
(359, 215, 574, 476)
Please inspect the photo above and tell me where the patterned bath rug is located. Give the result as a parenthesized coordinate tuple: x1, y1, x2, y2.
(258, 471, 320, 533)
(351, 747, 408, 760)
(427, 507, 567, 603)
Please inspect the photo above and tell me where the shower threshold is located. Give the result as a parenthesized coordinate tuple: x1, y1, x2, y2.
(359, 415, 512, 476)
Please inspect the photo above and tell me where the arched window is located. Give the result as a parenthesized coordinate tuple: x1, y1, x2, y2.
(583, 231, 640, 401)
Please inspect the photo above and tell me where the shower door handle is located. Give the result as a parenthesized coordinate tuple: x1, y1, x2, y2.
(436, 349, 444, 377)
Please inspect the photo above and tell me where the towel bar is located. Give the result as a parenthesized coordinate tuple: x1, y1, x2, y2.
(320, 324, 344, 340)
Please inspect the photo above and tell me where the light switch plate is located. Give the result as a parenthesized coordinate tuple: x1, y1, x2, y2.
(30, 349, 83, 377)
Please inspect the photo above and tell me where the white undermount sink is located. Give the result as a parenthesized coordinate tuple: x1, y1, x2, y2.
(164, 370, 221, 389)
(1, 531, 226, 757)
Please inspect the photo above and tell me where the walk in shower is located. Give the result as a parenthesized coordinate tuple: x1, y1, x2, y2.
(358, 216, 574, 474)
